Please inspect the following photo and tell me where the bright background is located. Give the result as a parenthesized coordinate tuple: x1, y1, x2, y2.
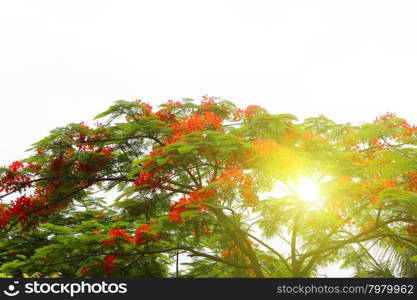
(1, 0, 417, 277)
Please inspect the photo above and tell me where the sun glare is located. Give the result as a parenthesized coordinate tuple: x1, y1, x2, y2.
(296, 177, 321, 204)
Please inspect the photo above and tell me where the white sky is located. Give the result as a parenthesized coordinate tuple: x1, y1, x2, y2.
(1, 0, 417, 277)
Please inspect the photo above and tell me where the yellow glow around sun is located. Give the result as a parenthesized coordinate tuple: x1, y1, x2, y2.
(296, 177, 321, 204)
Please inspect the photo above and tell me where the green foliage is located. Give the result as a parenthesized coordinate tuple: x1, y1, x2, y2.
(0, 99, 416, 278)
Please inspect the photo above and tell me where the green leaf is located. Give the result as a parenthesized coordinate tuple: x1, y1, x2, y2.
(93, 109, 113, 120)
(178, 210, 199, 219)
(132, 157, 149, 167)
(127, 167, 142, 179)
(411, 255, 417, 262)
(156, 157, 169, 165)
(177, 146, 194, 154)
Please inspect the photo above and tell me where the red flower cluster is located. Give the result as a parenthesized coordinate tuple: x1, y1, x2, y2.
(27, 162, 41, 172)
(9, 161, 24, 173)
(134, 224, 153, 245)
(124, 100, 153, 121)
(220, 242, 242, 259)
(168, 111, 224, 144)
(240, 180, 259, 206)
(199, 95, 220, 111)
(216, 168, 259, 206)
(169, 188, 216, 224)
(73, 146, 114, 173)
(368, 179, 399, 206)
(134, 99, 153, 117)
(0, 195, 37, 229)
(233, 105, 263, 121)
(0, 124, 116, 231)
(0, 174, 31, 193)
(0, 161, 33, 194)
(101, 227, 133, 246)
(94, 146, 114, 159)
(405, 172, 417, 192)
(129, 98, 228, 196)
(0, 170, 72, 230)
(374, 112, 417, 137)
(101, 223, 160, 248)
(133, 172, 154, 187)
(103, 255, 117, 276)
(78, 122, 90, 130)
(50, 157, 67, 171)
(406, 224, 417, 235)
(155, 100, 182, 123)
(80, 266, 89, 276)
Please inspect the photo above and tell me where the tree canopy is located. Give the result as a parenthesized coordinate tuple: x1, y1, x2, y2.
(0, 97, 416, 278)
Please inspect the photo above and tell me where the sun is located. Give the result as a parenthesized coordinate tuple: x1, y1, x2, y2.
(270, 176, 322, 206)
(295, 177, 321, 204)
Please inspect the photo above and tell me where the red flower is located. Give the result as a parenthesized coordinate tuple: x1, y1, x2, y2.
(134, 224, 151, 245)
(78, 122, 90, 130)
(134, 99, 153, 117)
(233, 105, 263, 120)
(0, 194, 40, 230)
(166, 111, 224, 145)
(200, 95, 219, 109)
(169, 209, 183, 224)
(101, 147, 114, 159)
(221, 250, 231, 258)
(103, 255, 117, 276)
(101, 227, 133, 246)
(134, 172, 154, 187)
(9, 161, 24, 173)
(81, 266, 89, 276)
(169, 188, 216, 224)
(27, 162, 41, 172)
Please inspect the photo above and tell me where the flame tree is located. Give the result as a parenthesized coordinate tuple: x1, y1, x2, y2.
(0, 97, 416, 278)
